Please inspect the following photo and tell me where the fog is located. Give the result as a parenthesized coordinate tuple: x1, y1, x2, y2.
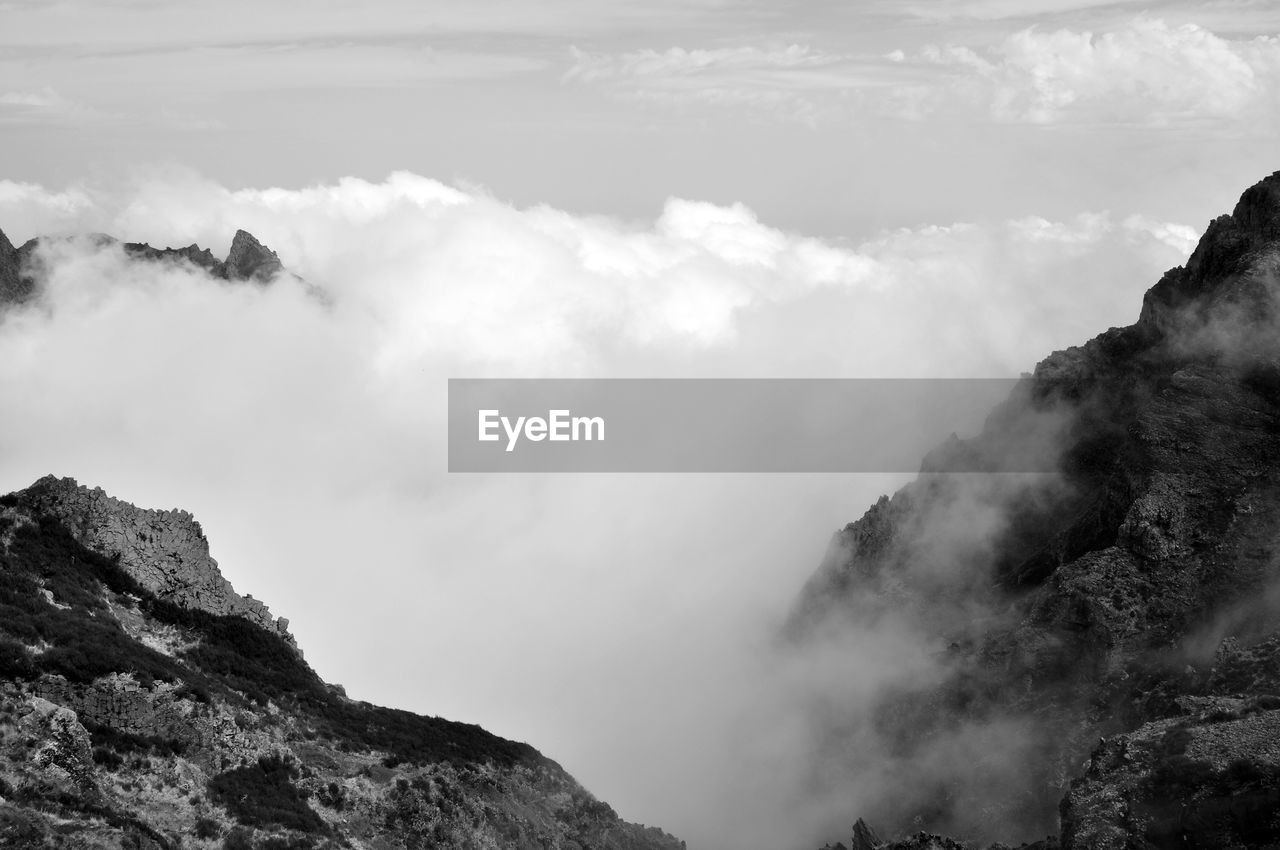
(0, 171, 1195, 849)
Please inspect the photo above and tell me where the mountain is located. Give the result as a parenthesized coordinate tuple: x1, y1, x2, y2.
(0, 226, 31, 305)
(0, 228, 289, 308)
(0, 476, 684, 850)
(793, 172, 1280, 849)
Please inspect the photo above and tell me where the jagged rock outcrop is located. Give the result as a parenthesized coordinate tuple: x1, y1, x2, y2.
(123, 240, 222, 275)
(796, 171, 1280, 848)
(17, 697, 96, 794)
(851, 817, 883, 850)
(0, 226, 29, 305)
(16, 475, 295, 646)
(222, 228, 284, 282)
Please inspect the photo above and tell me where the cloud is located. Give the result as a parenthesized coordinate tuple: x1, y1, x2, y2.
(902, 18, 1280, 125)
(0, 181, 97, 236)
(893, 0, 1152, 21)
(0, 170, 1197, 850)
(565, 44, 843, 83)
(566, 19, 1280, 130)
(564, 44, 887, 123)
(0, 0, 739, 48)
(0, 87, 104, 125)
(2, 171, 1193, 377)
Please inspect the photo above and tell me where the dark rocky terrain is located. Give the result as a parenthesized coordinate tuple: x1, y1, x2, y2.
(796, 172, 1280, 849)
(0, 475, 684, 849)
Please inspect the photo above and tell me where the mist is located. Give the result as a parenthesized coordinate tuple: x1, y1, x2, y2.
(0, 171, 1196, 850)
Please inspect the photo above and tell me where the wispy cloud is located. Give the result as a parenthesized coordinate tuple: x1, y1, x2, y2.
(565, 44, 843, 83)
(893, 0, 1153, 21)
(900, 18, 1280, 125)
(564, 44, 894, 124)
(0, 87, 105, 125)
(567, 19, 1280, 129)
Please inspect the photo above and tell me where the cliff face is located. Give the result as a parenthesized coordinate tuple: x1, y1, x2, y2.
(0, 479, 684, 850)
(793, 172, 1280, 848)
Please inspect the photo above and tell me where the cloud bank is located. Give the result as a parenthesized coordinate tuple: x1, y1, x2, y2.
(0, 171, 1195, 849)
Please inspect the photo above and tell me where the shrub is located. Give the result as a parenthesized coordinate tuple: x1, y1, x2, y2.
(85, 722, 186, 758)
(222, 827, 254, 850)
(1151, 755, 1218, 795)
(317, 781, 344, 811)
(0, 637, 34, 679)
(194, 817, 221, 839)
(175, 681, 213, 704)
(92, 747, 124, 770)
(0, 517, 180, 688)
(259, 837, 318, 850)
(208, 755, 327, 835)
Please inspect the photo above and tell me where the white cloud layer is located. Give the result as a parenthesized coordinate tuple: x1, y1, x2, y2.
(567, 19, 1280, 128)
(0, 171, 1197, 849)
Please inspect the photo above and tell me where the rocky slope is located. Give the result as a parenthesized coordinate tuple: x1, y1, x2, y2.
(794, 172, 1280, 848)
(0, 477, 684, 850)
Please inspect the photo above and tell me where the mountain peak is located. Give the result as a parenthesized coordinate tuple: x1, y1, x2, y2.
(1140, 169, 1280, 333)
(795, 169, 1280, 848)
(0, 225, 33, 305)
(223, 228, 283, 282)
(1230, 168, 1280, 240)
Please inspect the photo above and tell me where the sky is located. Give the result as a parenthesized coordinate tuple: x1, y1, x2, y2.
(1, 2, 1279, 849)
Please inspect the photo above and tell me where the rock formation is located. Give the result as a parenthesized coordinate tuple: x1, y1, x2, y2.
(221, 229, 284, 282)
(797, 172, 1280, 848)
(20, 475, 295, 646)
(0, 226, 26, 304)
(122, 240, 223, 275)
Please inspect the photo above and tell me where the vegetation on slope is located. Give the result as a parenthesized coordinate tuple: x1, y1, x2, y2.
(0, 496, 543, 770)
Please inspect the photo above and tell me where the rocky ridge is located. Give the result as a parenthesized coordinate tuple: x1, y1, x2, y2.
(794, 172, 1280, 848)
(0, 226, 287, 308)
